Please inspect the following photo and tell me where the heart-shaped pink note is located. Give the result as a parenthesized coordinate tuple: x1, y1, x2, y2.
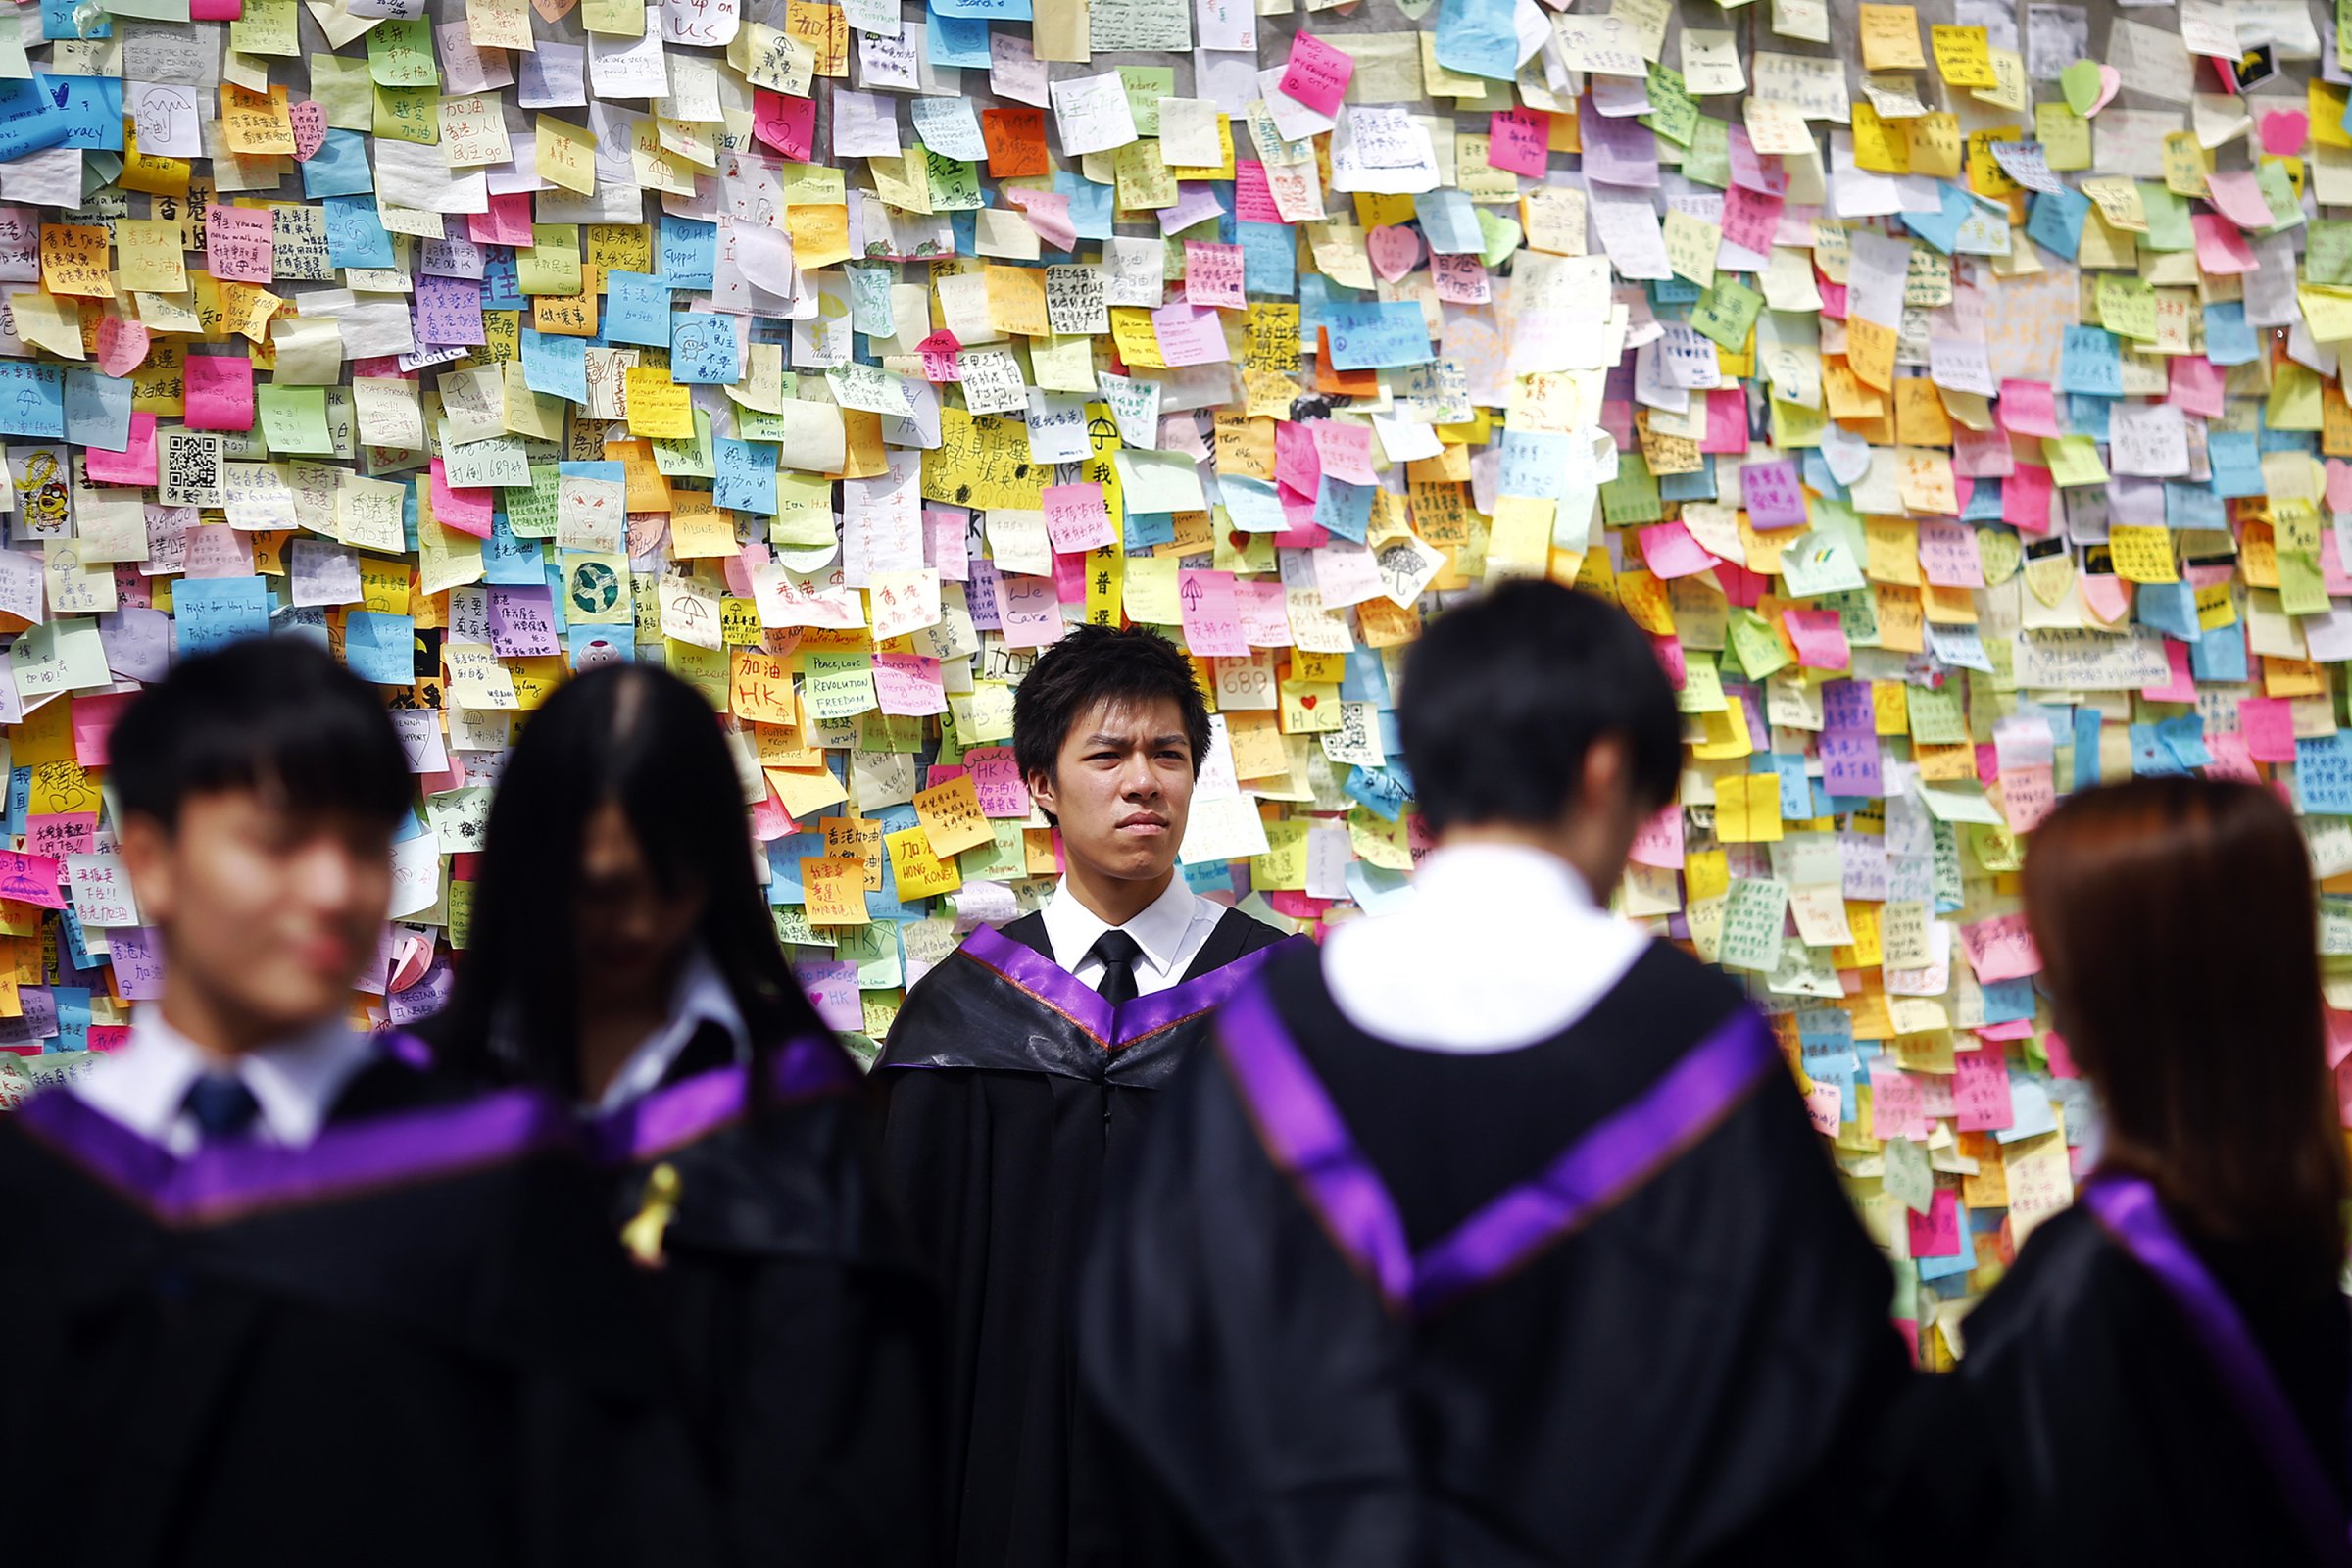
(96, 316, 149, 377)
(1367, 224, 1421, 282)
(2080, 573, 2133, 627)
(2262, 110, 2311, 157)
(2327, 458, 2352, 514)
(289, 100, 326, 162)
(2088, 65, 2123, 117)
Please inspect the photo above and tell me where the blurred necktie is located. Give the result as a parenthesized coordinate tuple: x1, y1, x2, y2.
(182, 1073, 262, 1144)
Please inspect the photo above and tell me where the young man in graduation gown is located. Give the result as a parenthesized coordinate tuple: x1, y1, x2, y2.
(0, 640, 718, 1568)
(878, 623, 1298, 1568)
(1078, 581, 1914, 1568)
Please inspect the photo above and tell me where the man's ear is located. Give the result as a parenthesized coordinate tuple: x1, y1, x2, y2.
(1580, 735, 1633, 811)
(1026, 768, 1059, 819)
(115, 813, 175, 927)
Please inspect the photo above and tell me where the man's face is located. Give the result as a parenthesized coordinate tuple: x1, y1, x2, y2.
(119, 790, 394, 1045)
(1029, 696, 1196, 888)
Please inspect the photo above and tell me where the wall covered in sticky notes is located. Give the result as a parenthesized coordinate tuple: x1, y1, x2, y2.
(0, 0, 2348, 1368)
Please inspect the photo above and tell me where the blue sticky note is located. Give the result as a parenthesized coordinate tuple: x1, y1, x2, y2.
(605, 270, 672, 347)
(484, 514, 546, 585)
(1321, 301, 1434, 369)
(714, 438, 778, 514)
(521, 329, 589, 403)
(480, 247, 524, 311)
(1122, 511, 1178, 551)
(1313, 477, 1374, 542)
(2299, 734, 2352, 814)
(1239, 220, 1294, 297)
(765, 832, 826, 904)
(1345, 763, 1411, 822)
(1341, 646, 1391, 706)
(0, 363, 66, 437)
(658, 215, 716, 290)
(343, 611, 417, 685)
(2025, 187, 2090, 260)
(0, 77, 75, 161)
(1961, 478, 2004, 521)
(63, 369, 130, 453)
(172, 577, 271, 655)
(2157, 714, 2211, 770)
(301, 130, 374, 198)
(2206, 431, 2265, 497)
(925, 11, 991, 67)
(2203, 300, 2257, 365)
(1658, 461, 1718, 504)
(1497, 429, 1569, 497)
(2065, 394, 2111, 440)
(1434, 0, 1519, 80)
(671, 312, 741, 383)
(1055, 171, 1115, 239)
(2072, 707, 2102, 788)
(323, 196, 397, 269)
(43, 0, 104, 39)
(932, 0, 1030, 16)
(1414, 188, 1484, 254)
(2135, 581, 2201, 642)
(2057, 326, 2122, 398)
(1903, 182, 1976, 255)
(45, 74, 121, 150)
(2166, 482, 2227, 528)
(2190, 621, 2247, 682)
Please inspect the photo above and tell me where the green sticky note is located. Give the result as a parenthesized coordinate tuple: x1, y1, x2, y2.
(1682, 116, 1732, 188)
(256, 385, 333, 456)
(1475, 209, 1523, 268)
(1882, 1135, 1935, 1215)
(2041, 434, 2109, 486)
(652, 409, 715, 478)
(2096, 275, 2157, 341)
(506, 465, 560, 538)
(366, 18, 440, 88)
(1719, 875, 1789, 973)
(1728, 608, 1794, 681)
(1690, 276, 1764, 351)
(1906, 683, 1969, 746)
(1642, 64, 1699, 148)
(2059, 59, 2103, 116)
(518, 226, 584, 296)
(310, 57, 377, 131)
(372, 86, 440, 145)
(2138, 182, 2192, 252)
(1116, 67, 1176, 134)
(1600, 452, 1664, 525)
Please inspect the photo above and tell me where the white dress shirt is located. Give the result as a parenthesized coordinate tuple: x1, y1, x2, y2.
(74, 1010, 378, 1154)
(1322, 842, 1650, 1054)
(1039, 874, 1219, 998)
(590, 947, 753, 1113)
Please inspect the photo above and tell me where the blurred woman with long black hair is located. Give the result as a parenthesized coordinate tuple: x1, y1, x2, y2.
(423, 662, 936, 1566)
(1959, 775, 2350, 1565)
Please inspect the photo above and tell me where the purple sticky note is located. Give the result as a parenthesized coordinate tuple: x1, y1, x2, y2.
(414, 274, 488, 348)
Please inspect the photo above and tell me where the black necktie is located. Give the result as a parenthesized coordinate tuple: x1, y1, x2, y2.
(182, 1073, 262, 1144)
(1089, 930, 1144, 1006)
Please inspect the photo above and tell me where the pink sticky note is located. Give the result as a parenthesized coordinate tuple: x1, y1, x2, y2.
(2141, 637, 2197, 704)
(1906, 1189, 1961, 1258)
(2328, 459, 2352, 514)
(1869, 1065, 1929, 1141)
(2002, 463, 2054, 532)
(2201, 169, 2276, 230)
(1959, 912, 2040, 983)
(2204, 731, 2258, 782)
(1177, 567, 1250, 657)
(2191, 213, 2258, 273)
(1726, 123, 1789, 195)
(1366, 223, 1421, 281)
(1004, 187, 1077, 250)
(1277, 32, 1353, 117)
(467, 193, 535, 247)
(2237, 696, 2299, 761)
(1782, 609, 1850, 670)
(205, 205, 275, 284)
(1740, 458, 1807, 528)
(189, 0, 242, 16)
(2167, 354, 2227, 419)
(1041, 482, 1117, 552)
(1234, 161, 1282, 223)
(1308, 420, 1376, 484)
(1952, 425, 2015, 478)
(1954, 1046, 2015, 1132)
(1720, 183, 1785, 256)
(1702, 389, 1749, 453)
(1183, 240, 1246, 309)
(429, 458, 495, 538)
(1637, 519, 1721, 579)
(0, 851, 67, 909)
(1628, 802, 1685, 869)
(183, 355, 257, 432)
(1486, 109, 1550, 176)
(992, 572, 1064, 649)
(963, 746, 1032, 816)
(798, 961, 861, 1031)
(752, 89, 816, 161)
(96, 317, 150, 378)
(872, 651, 948, 716)
(1150, 300, 1232, 367)
(70, 692, 132, 768)
(84, 413, 158, 486)
(1997, 379, 2060, 436)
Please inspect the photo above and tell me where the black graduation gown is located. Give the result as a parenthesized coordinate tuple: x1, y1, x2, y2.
(1077, 940, 1913, 1568)
(0, 1044, 722, 1568)
(587, 1022, 942, 1568)
(1954, 1183, 2352, 1567)
(877, 903, 1300, 1568)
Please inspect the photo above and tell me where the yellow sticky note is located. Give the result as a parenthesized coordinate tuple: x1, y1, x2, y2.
(624, 368, 693, 439)
(800, 856, 869, 925)
(536, 116, 598, 195)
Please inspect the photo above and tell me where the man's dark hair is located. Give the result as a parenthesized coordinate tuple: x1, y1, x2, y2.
(1012, 625, 1213, 821)
(1399, 579, 1682, 835)
(108, 637, 412, 831)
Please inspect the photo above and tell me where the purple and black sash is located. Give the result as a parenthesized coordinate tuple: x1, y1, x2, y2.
(2083, 1174, 2352, 1568)
(1215, 978, 1782, 1316)
(879, 922, 1305, 1087)
(14, 1031, 577, 1229)
(588, 1032, 859, 1165)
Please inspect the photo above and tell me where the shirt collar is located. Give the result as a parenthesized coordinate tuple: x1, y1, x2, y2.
(1042, 874, 1200, 978)
(115, 1009, 374, 1149)
(589, 948, 752, 1113)
(1414, 842, 1606, 916)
